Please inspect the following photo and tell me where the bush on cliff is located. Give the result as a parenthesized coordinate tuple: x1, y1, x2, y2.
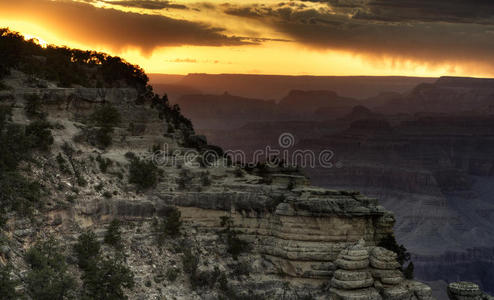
(25, 238, 77, 300)
(74, 230, 135, 299)
(128, 157, 159, 190)
(0, 264, 18, 299)
(25, 120, 54, 151)
(378, 234, 414, 278)
(90, 103, 121, 148)
(0, 28, 149, 90)
(0, 109, 51, 222)
(157, 206, 182, 242)
(378, 235, 410, 266)
(104, 219, 123, 249)
(220, 216, 249, 260)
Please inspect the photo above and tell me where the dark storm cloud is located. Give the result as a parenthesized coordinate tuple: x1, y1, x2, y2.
(103, 0, 188, 10)
(0, 0, 253, 53)
(222, 1, 494, 71)
(304, 0, 494, 25)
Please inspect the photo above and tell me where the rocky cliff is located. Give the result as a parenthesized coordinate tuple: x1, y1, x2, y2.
(0, 65, 435, 299)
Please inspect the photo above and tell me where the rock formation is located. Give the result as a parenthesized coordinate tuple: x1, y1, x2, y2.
(330, 240, 433, 300)
(447, 282, 493, 300)
(0, 33, 439, 298)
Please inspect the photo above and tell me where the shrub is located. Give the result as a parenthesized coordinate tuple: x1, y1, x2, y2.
(96, 155, 113, 173)
(103, 191, 113, 199)
(74, 229, 134, 299)
(25, 120, 54, 151)
(200, 171, 211, 186)
(0, 172, 42, 218)
(90, 104, 121, 148)
(81, 256, 134, 300)
(94, 126, 114, 149)
(182, 248, 199, 276)
(128, 157, 159, 190)
(378, 235, 411, 266)
(226, 232, 249, 260)
(404, 262, 414, 279)
(25, 238, 77, 300)
(266, 194, 285, 213)
(56, 153, 72, 175)
(24, 94, 45, 119)
(91, 104, 121, 128)
(73, 230, 101, 270)
(220, 216, 249, 260)
(177, 169, 192, 190)
(95, 183, 104, 192)
(234, 168, 244, 178)
(156, 207, 182, 245)
(104, 219, 123, 249)
(0, 264, 18, 299)
(166, 267, 180, 282)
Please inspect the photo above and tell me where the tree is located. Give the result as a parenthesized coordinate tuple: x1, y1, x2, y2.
(73, 230, 100, 270)
(128, 157, 159, 190)
(81, 257, 134, 300)
(74, 229, 134, 299)
(0, 264, 18, 300)
(25, 238, 77, 300)
(90, 104, 121, 149)
(378, 234, 413, 279)
(157, 206, 182, 244)
(403, 262, 414, 279)
(104, 219, 123, 249)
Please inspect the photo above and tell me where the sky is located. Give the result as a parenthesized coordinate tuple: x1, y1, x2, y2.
(1, 0, 494, 77)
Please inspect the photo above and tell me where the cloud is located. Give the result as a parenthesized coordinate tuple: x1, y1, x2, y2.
(103, 0, 188, 10)
(0, 0, 254, 54)
(304, 0, 494, 25)
(167, 58, 197, 63)
(222, 1, 494, 72)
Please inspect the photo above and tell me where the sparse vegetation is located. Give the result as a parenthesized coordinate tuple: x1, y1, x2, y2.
(0, 106, 57, 222)
(404, 262, 414, 279)
(96, 155, 113, 173)
(177, 169, 193, 190)
(73, 230, 101, 270)
(151, 94, 193, 134)
(74, 230, 134, 299)
(378, 234, 411, 266)
(234, 167, 244, 178)
(89, 104, 121, 149)
(25, 238, 77, 300)
(220, 216, 249, 260)
(166, 267, 180, 282)
(128, 157, 159, 190)
(56, 153, 72, 175)
(200, 171, 211, 186)
(25, 120, 54, 151)
(378, 234, 413, 278)
(104, 219, 123, 249)
(0, 264, 18, 299)
(24, 94, 46, 119)
(1, 28, 149, 90)
(157, 206, 182, 244)
(81, 255, 135, 300)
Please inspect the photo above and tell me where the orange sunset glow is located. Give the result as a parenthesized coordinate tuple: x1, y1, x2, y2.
(2, 0, 494, 77)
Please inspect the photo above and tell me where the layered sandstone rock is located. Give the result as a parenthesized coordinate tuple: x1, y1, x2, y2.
(0, 70, 434, 299)
(447, 282, 494, 300)
(329, 241, 433, 300)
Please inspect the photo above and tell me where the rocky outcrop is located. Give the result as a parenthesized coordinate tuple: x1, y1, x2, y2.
(330, 240, 433, 300)
(447, 282, 494, 300)
(0, 70, 436, 299)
